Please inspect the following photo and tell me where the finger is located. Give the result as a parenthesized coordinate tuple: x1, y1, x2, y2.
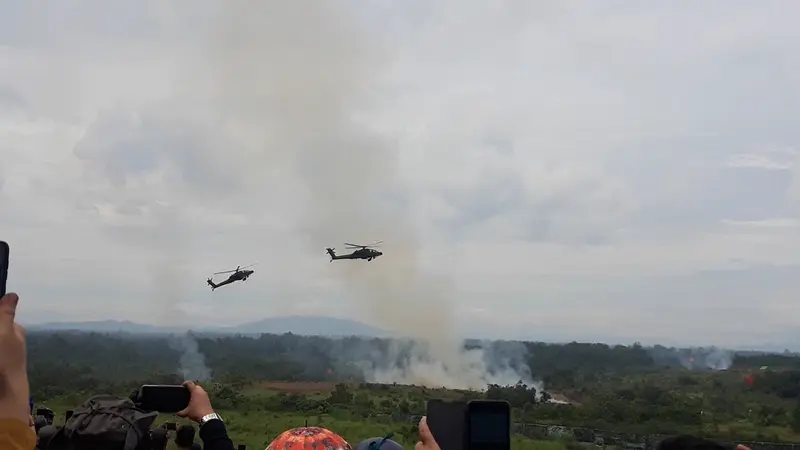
(182, 380, 197, 391)
(176, 408, 189, 418)
(414, 442, 424, 450)
(0, 293, 19, 322)
(418, 416, 434, 444)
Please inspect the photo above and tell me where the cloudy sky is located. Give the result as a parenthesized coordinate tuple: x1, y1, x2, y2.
(2, 0, 799, 348)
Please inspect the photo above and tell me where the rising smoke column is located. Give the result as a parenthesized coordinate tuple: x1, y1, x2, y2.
(199, 2, 536, 390)
(72, 119, 214, 381)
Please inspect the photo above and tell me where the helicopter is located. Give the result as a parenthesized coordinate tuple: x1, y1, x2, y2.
(207, 263, 257, 291)
(326, 241, 383, 262)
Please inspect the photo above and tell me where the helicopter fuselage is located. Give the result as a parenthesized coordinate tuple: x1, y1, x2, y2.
(326, 247, 382, 261)
(226, 269, 254, 282)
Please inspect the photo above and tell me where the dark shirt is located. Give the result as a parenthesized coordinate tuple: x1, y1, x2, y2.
(198, 419, 234, 450)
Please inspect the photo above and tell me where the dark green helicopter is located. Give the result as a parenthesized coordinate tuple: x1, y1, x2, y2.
(326, 241, 383, 262)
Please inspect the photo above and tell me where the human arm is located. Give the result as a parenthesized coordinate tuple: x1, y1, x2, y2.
(0, 293, 36, 449)
(177, 381, 234, 450)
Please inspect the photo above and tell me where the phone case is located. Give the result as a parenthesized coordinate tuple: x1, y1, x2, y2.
(0, 241, 8, 297)
(426, 399, 466, 450)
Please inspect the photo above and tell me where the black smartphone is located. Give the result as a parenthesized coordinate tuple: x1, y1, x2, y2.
(238, 445, 247, 450)
(426, 399, 466, 450)
(0, 241, 9, 297)
(163, 422, 177, 431)
(466, 400, 510, 450)
(138, 385, 191, 413)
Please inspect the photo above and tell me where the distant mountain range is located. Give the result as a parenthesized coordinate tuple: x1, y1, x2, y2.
(25, 315, 390, 338)
(22, 317, 800, 353)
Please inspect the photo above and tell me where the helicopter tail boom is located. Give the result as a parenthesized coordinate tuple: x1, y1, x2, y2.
(326, 248, 337, 261)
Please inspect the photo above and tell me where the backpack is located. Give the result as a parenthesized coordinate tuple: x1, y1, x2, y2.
(49, 395, 158, 450)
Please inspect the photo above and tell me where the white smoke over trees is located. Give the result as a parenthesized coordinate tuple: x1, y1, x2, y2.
(67, 1, 540, 390)
(192, 2, 539, 390)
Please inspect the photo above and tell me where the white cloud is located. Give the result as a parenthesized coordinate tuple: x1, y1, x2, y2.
(726, 153, 795, 170)
(2, 0, 800, 348)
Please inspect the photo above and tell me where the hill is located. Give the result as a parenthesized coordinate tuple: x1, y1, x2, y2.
(25, 315, 388, 337)
(222, 315, 388, 336)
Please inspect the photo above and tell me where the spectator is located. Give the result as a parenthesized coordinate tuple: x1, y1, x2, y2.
(150, 427, 169, 450)
(36, 425, 59, 450)
(177, 381, 234, 450)
(355, 434, 403, 450)
(0, 292, 36, 450)
(175, 424, 197, 450)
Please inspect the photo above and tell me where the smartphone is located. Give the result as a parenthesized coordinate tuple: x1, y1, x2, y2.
(238, 445, 247, 450)
(0, 241, 9, 297)
(163, 422, 177, 431)
(426, 399, 466, 450)
(137, 385, 191, 413)
(466, 400, 511, 450)
(65, 410, 74, 421)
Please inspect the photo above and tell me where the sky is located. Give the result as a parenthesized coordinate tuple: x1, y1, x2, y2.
(1, 0, 800, 349)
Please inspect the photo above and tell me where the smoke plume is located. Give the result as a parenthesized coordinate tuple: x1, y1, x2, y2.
(197, 2, 536, 390)
(169, 332, 212, 381)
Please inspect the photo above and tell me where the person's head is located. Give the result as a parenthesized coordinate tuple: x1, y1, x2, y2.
(150, 427, 169, 450)
(36, 425, 59, 449)
(355, 434, 403, 450)
(174, 424, 196, 449)
(34, 415, 49, 432)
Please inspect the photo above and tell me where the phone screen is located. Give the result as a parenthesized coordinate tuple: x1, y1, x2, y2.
(426, 399, 466, 450)
(138, 385, 191, 413)
(0, 241, 9, 297)
(467, 400, 510, 450)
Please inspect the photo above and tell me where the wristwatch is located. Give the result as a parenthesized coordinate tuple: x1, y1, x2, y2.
(199, 412, 223, 426)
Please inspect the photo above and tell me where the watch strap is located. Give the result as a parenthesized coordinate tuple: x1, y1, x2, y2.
(200, 412, 222, 425)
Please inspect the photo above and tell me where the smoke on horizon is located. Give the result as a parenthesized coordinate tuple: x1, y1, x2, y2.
(192, 2, 539, 391)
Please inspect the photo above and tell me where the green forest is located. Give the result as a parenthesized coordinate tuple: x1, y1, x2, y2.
(27, 331, 800, 449)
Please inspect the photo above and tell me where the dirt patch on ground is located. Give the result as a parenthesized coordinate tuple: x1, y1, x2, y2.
(254, 381, 338, 394)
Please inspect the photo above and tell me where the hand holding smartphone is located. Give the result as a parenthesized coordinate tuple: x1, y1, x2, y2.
(0, 241, 9, 297)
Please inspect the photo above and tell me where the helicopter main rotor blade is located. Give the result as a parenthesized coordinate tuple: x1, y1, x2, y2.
(344, 240, 382, 248)
(213, 269, 237, 275)
(239, 263, 258, 269)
